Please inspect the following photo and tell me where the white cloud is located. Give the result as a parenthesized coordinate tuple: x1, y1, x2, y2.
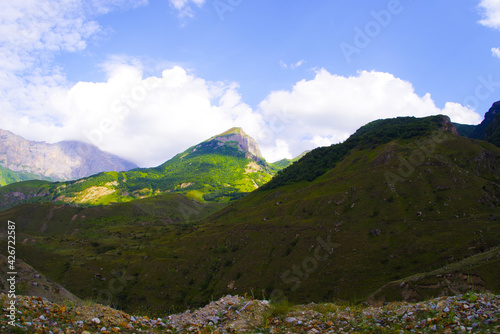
(3, 64, 482, 167)
(478, 0, 500, 29)
(86, 0, 149, 15)
(292, 60, 305, 69)
(256, 69, 482, 162)
(7, 63, 265, 168)
(168, 0, 205, 17)
(0, 0, 148, 135)
(492, 47, 500, 58)
(0, 1, 485, 167)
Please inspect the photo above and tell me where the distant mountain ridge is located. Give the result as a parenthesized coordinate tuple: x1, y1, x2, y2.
(0, 129, 138, 183)
(455, 100, 500, 146)
(0, 128, 286, 210)
(471, 101, 500, 141)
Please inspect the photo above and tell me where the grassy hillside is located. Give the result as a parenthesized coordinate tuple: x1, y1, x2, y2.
(262, 115, 455, 190)
(270, 151, 310, 170)
(485, 111, 500, 146)
(0, 165, 53, 186)
(1, 116, 498, 315)
(0, 129, 281, 211)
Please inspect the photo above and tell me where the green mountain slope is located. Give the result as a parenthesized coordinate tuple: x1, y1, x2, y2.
(1, 115, 498, 315)
(0, 194, 224, 313)
(180, 121, 499, 306)
(270, 150, 310, 170)
(455, 100, 500, 147)
(0, 128, 280, 211)
(0, 165, 53, 186)
(262, 114, 458, 189)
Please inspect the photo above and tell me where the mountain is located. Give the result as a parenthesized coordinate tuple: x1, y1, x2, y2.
(0, 129, 138, 184)
(205, 127, 264, 159)
(455, 101, 500, 146)
(470, 101, 499, 141)
(0, 254, 81, 305)
(271, 150, 310, 170)
(0, 165, 53, 186)
(484, 102, 500, 146)
(262, 114, 459, 190)
(1, 115, 498, 314)
(0, 128, 282, 210)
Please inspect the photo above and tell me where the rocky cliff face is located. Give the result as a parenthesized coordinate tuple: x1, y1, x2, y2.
(471, 101, 500, 141)
(0, 129, 137, 182)
(437, 115, 460, 136)
(484, 101, 500, 146)
(207, 127, 263, 159)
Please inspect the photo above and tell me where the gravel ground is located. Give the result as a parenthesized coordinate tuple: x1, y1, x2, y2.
(0, 292, 498, 333)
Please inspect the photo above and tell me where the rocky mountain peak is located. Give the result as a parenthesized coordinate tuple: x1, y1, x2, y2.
(218, 127, 246, 136)
(435, 115, 460, 135)
(470, 101, 500, 140)
(482, 101, 500, 125)
(0, 129, 138, 182)
(208, 127, 263, 159)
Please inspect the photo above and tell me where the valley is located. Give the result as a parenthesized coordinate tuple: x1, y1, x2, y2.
(0, 112, 498, 321)
(2, 2, 499, 332)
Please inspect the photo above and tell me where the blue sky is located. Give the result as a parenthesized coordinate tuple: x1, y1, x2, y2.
(1, 0, 499, 166)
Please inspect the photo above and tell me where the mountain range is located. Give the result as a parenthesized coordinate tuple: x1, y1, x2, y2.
(0, 127, 291, 211)
(0, 129, 138, 186)
(0, 109, 498, 315)
(1, 100, 499, 207)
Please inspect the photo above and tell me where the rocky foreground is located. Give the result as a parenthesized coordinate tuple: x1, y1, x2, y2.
(1, 293, 499, 333)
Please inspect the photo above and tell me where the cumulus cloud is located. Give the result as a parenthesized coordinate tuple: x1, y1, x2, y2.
(0, 1, 484, 167)
(492, 47, 500, 58)
(0, 0, 148, 138)
(3, 63, 482, 166)
(6, 63, 264, 167)
(478, 0, 500, 29)
(256, 69, 482, 162)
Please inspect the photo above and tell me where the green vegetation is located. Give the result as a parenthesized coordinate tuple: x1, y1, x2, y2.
(0, 165, 53, 186)
(261, 115, 451, 190)
(269, 151, 309, 170)
(1, 115, 498, 315)
(453, 123, 476, 138)
(455, 101, 500, 147)
(264, 299, 293, 319)
(485, 111, 500, 146)
(0, 129, 284, 211)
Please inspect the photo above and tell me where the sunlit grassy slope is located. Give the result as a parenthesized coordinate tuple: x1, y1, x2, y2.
(0, 129, 288, 211)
